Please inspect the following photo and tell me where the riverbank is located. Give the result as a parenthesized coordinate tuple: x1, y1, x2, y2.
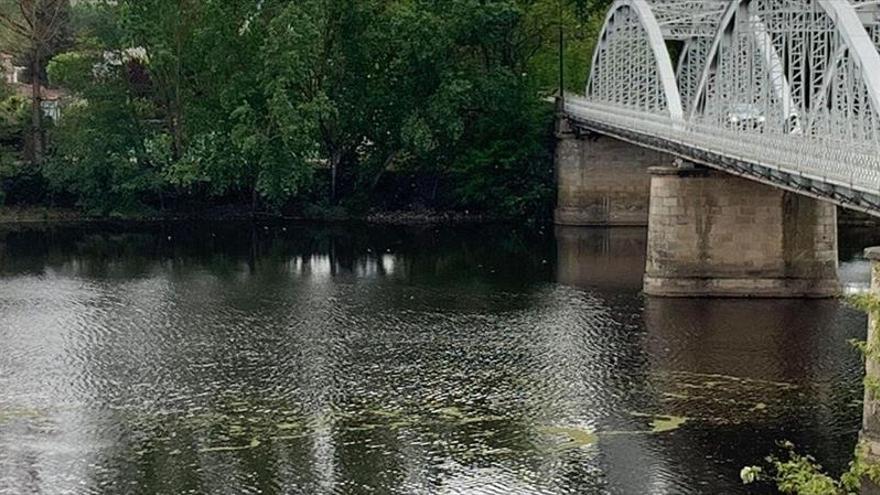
(0, 206, 87, 224)
(0, 205, 511, 226)
(2, 204, 874, 227)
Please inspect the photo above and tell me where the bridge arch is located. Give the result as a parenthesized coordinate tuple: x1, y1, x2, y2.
(587, 0, 683, 120)
(563, 0, 880, 213)
(689, 0, 880, 143)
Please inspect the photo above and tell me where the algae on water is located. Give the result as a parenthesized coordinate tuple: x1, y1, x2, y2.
(650, 415, 687, 433)
(540, 425, 599, 450)
(199, 437, 261, 453)
(0, 407, 44, 423)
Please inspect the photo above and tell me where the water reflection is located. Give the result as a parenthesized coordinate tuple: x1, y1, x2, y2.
(643, 298, 863, 481)
(0, 221, 875, 494)
(555, 226, 646, 291)
(840, 226, 880, 295)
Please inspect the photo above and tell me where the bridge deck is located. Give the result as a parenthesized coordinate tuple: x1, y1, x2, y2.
(564, 95, 880, 217)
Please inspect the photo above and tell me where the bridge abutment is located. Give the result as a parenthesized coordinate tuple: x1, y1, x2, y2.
(555, 118, 670, 226)
(863, 249, 880, 456)
(861, 248, 880, 494)
(644, 165, 840, 298)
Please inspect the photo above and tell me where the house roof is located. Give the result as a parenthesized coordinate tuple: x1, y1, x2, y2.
(2, 53, 65, 101)
(10, 83, 67, 101)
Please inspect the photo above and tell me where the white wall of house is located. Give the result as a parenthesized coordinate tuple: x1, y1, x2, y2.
(1, 55, 25, 85)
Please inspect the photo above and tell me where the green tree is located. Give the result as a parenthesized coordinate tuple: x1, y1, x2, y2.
(45, 47, 157, 215)
(0, 61, 28, 204)
(36, 0, 612, 219)
(118, 0, 326, 211)
(343, 0, 565, 217)
(0, 0, 72, 164)
(279, 0, 567, 215)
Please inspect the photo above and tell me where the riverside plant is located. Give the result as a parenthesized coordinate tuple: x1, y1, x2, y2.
(740, 440, 880, 495)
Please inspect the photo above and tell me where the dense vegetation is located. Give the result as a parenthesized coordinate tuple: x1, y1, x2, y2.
(0, 0, 609, 219)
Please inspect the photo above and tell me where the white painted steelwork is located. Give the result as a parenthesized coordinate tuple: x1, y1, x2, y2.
(588, 0, 684, 119)
(648, 0, 729, 39)
(567, 0, 880, 216)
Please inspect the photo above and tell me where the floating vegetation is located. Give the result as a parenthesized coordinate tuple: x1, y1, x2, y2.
(616, 412, 688, 434)
(650, 415, 687, 434)
(539, 425, 598, 451)
(199, 437, 261, 453)
(270, 435, 305, 441)
(649, 369, 802, 425)
(662, 371, 799, 390)
(367, 408, 402, 419)
(433, 406, 466, 419)
(429, 406, 505, 425)
(0, 406, 44, 423)
(459, 414, 505, 425)
(346, 423, 381, 432)
(481, 447, 515, 456)
(662, 392, 690, 400)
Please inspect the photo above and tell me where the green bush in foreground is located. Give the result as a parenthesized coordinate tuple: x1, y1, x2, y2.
(742, 441, 880, 495)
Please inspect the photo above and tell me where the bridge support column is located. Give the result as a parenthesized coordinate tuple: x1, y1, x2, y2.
(861, 248, 880, 494)
(554, 118, 671, 226)
(644, 165, 839, 298)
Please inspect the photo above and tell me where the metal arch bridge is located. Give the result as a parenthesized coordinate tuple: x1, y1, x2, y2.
(563, 0, 880, 216)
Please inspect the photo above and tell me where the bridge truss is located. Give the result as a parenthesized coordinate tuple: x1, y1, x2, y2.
(565, 0, 880, 216)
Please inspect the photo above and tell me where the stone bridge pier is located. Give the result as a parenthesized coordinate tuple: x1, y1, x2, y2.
(643, 164, 839, 298)
(555, 118, 668, 226)
(555, 122, 840, 298)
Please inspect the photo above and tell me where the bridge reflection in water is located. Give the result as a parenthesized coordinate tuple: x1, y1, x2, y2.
(556, 224, 875, 489)
(555, 226, 647, 291)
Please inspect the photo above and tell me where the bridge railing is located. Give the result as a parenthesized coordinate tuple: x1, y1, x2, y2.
(564, 95, 880, 198)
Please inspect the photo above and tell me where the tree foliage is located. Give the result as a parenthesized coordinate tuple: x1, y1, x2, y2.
(742, 440, 880, 495)
(0, 0, 72, 164)
(2, 0, 610, 218)
(0, 70, 27, 204)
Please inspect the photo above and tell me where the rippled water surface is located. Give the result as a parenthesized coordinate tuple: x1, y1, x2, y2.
(0, 222, 878, 494)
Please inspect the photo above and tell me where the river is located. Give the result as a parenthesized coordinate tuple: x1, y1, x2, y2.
(0, 221, 877, 494)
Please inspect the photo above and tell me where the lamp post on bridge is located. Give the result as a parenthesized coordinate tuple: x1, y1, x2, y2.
(558, 0, 565, 111)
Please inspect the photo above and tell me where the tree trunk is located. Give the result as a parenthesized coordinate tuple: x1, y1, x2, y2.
(173, 29, 184, 160)
(329, 149, 342, 204)
(369, 150, 399, 191)
(430, 174, 440, 203)
(158, 188, 166, 214)
(29, 52, 43, 166)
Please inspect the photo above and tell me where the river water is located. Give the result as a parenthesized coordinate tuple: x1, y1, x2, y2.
(0, 221, 877, 494)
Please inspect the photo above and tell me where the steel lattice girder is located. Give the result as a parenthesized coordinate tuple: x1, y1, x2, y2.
(588, 0, 683, 119)
(573, 0, 880, 216)
(646, 0, 730, 39)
